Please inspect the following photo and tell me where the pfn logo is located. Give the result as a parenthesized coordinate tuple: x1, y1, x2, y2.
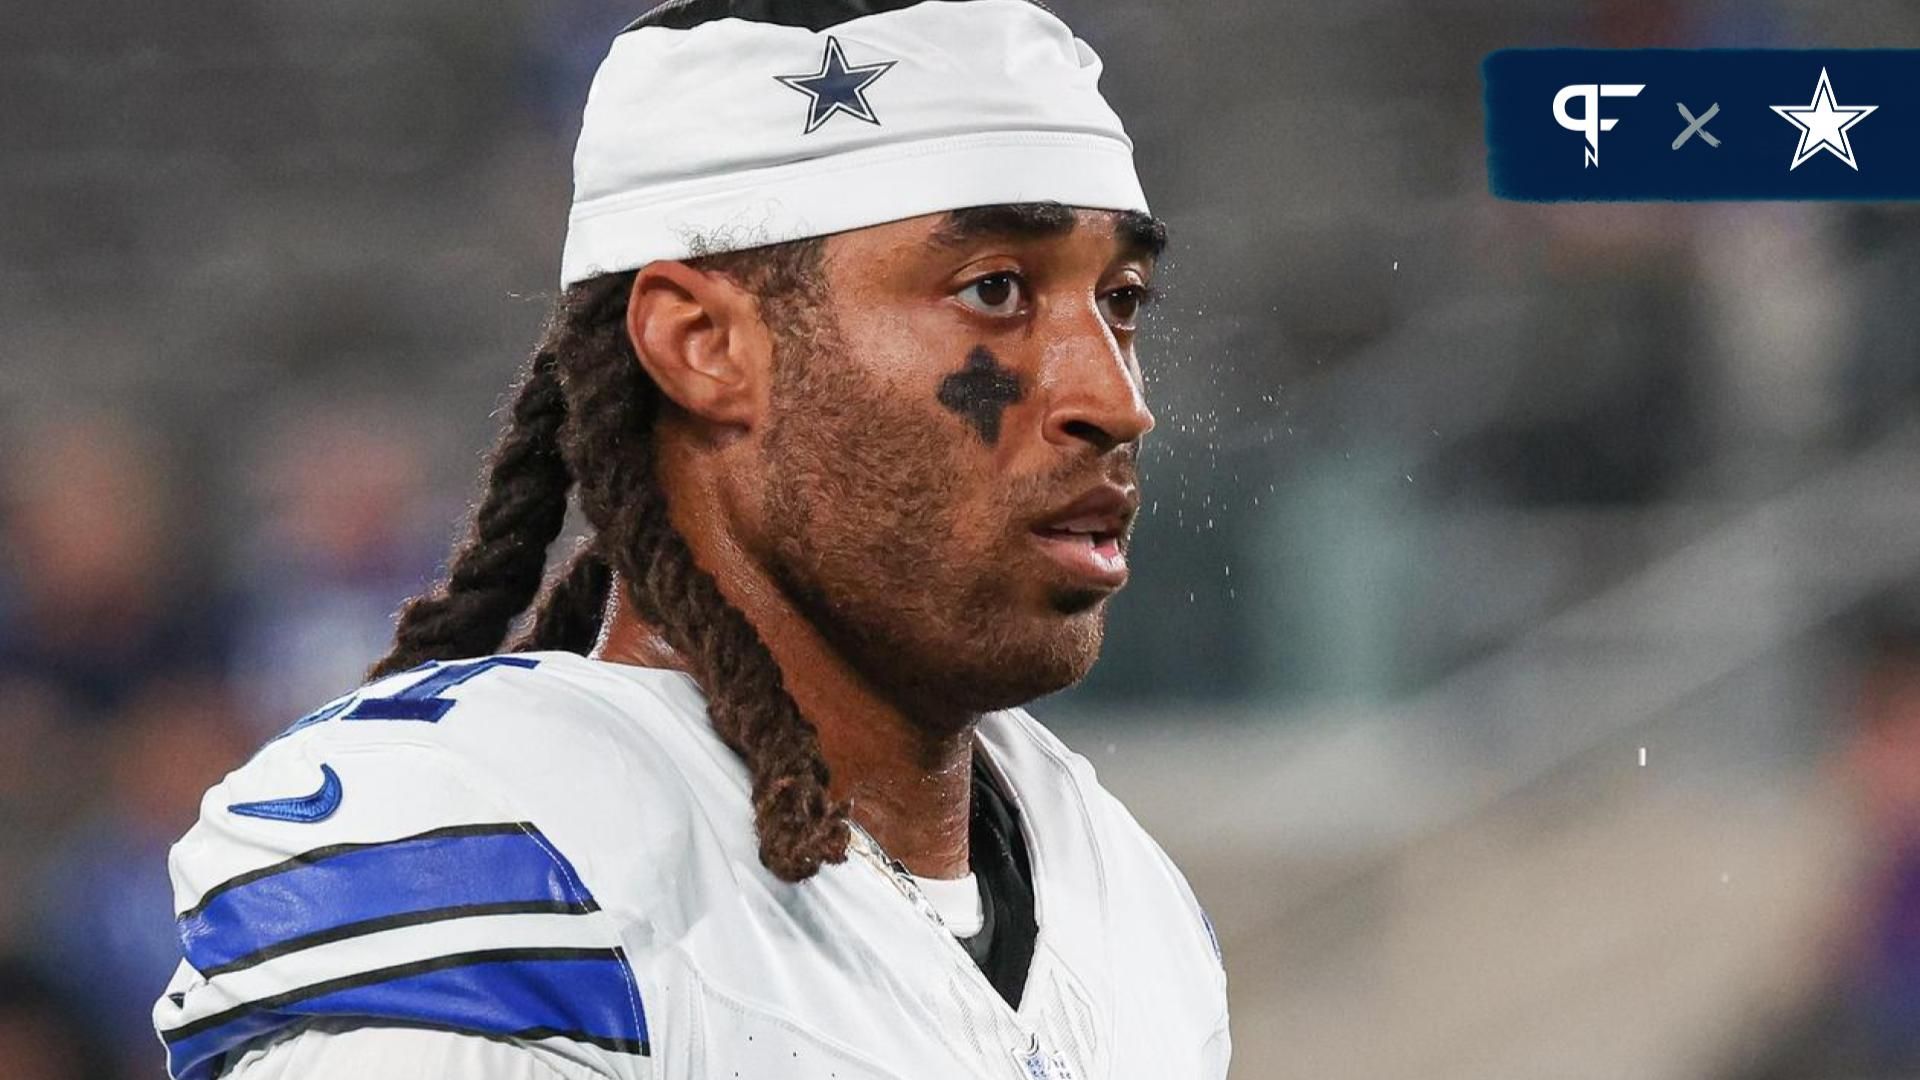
(1553, 83, 1645, 166)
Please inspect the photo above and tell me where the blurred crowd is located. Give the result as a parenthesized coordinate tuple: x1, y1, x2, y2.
(0, 410, 447, 1077)
(8, 0, 1920, 1076)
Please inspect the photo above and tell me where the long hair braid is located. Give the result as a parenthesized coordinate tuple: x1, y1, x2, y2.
(373, 248, 849, 882)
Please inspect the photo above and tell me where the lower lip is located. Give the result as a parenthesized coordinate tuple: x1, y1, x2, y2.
(1030, 531, 1129, 588)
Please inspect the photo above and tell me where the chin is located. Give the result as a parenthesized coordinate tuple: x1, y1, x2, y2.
(1047, 584, 1112, 617)
(936, 612, 1106, 712)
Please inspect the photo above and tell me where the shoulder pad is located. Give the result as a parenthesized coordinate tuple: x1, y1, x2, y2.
(154, 655, 652, 1080)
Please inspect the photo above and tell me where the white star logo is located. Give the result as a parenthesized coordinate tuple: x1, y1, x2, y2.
(1770, 67, 1877, 171)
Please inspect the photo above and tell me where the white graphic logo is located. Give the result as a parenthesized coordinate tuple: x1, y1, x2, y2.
(1771, 67, 1876, 171)
(1553, 83, 1646, 167)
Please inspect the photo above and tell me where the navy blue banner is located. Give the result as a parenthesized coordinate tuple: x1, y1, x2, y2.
(1485, 49, 1920, 201)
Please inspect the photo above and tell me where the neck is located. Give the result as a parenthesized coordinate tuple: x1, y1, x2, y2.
(592, 481, 976, 879)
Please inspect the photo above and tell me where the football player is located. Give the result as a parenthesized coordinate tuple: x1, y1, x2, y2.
(153, 1, 1230, 1077)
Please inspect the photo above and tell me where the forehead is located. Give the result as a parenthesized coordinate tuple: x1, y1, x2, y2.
(827, 204, 1167, 266)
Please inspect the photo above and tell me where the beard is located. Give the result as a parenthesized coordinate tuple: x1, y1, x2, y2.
(755, 317, 1118, 722)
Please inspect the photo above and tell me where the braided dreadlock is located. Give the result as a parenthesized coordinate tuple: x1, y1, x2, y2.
(371, 240, 849, 882)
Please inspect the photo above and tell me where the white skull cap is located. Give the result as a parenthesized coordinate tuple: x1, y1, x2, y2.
(559, 0, 1148, 286)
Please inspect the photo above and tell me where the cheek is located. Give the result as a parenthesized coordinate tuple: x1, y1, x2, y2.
(935, 346, 1026, 447)
(763, 327, 1027, 573)
(837, 307, 1028, 444)
(770, 375, 962, 540)
(832, 429, 1012, 592)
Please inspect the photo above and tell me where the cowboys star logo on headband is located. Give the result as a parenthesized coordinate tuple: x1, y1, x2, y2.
(775, 36, 898, 134)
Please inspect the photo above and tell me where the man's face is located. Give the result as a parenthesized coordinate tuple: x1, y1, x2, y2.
(752, 204, 1161, 718)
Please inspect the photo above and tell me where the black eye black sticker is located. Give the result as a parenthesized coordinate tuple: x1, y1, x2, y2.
(936, 346, 1025, 446)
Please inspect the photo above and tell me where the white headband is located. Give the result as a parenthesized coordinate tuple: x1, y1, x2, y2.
(558, 0, 1148, 287)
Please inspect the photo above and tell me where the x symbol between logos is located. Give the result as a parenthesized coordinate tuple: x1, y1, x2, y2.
(1673, 101, 1721, 149)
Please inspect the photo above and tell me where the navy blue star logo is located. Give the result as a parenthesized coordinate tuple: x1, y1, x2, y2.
(775, 36, 897, 135)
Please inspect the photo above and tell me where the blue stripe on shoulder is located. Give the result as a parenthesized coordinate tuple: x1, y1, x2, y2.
(162, 947, 649, 1080)
(177, 823, 595, 977)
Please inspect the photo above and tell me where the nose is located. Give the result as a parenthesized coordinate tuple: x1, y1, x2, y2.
(1040, 309, 1156, 455)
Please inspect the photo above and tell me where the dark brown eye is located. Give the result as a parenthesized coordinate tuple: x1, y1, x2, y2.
(959, 273, 1024, 316)
(1100, 285, 1149, 330)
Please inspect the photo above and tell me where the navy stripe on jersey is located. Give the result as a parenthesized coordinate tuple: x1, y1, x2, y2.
(161, 947, 650, 1080)
(178, 823, 597, 977)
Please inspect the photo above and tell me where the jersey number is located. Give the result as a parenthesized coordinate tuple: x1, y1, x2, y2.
(342, 657, 541, 723)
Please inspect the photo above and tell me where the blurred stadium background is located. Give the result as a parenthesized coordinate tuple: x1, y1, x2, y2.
(7, 0, 1920, 1076)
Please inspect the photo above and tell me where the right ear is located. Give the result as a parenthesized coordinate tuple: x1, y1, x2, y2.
(625, 261, 774, 431)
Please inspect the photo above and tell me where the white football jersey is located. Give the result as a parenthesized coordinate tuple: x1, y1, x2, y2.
(152, 652, 1230, 1079)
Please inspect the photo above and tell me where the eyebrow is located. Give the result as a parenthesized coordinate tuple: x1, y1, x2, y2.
(926, 203, 1168, 261)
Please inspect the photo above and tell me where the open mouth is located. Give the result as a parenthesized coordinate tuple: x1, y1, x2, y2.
(1029, 523, 1128, 586)
(1029, 489, 1134, 588)
(1033, 519, 1124, 552)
